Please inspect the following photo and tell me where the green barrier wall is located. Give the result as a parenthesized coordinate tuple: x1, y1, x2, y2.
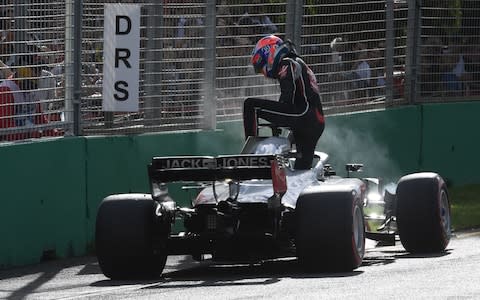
(420, 102, 478, 186)
(0, 103, 478, 268)
(0, 138, 87, 267)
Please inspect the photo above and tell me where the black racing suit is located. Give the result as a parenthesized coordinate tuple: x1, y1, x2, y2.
(243, 55, 325, 170)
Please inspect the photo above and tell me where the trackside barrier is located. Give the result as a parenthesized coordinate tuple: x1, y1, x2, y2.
(1, 103, 479, 268)
(0, 138, 87, 267)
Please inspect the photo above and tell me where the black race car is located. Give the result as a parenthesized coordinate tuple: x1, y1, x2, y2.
(95, 126, 451, 279)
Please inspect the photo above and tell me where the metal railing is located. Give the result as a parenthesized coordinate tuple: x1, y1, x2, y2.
(419, 1, 480, 101)
(0, 0, 68, 141)
(0, 0, 479, 142)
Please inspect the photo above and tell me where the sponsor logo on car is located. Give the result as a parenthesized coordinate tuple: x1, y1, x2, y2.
(158, 155, 272, 169)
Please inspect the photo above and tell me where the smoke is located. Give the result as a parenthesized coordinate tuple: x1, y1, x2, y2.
(319, 122, 402, 184)
(383, 182, 398, 195)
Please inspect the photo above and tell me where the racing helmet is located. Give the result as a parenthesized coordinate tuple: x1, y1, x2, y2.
(251, 35, 290, 78)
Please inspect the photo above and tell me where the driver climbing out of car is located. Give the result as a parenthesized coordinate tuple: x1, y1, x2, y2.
(243, 35, 325, 170)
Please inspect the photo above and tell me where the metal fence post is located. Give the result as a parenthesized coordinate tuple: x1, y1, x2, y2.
(64, 0, 75, 136)
(203, 0, 216, 130)
(74, 0, 83, 135)
(385, 0, 395, 106)
(286, 0, 302, 51)
(405, 0, 422, 104)
(65, 0, 82, 135)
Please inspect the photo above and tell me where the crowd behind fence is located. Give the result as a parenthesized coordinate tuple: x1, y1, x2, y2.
(0, 0, 479, 142)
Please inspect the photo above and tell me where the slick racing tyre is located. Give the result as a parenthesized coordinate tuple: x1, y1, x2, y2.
(296, 186, 365, 272)
(396, 172, 452, 253)
(95, 194, 169, 279)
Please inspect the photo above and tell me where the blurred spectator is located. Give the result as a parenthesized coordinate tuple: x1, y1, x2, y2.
(50, 60, 64, 77)
(0, 58, 13, 79)
(173, 7, 205, 117)
(368, 41, 386, 97)
(353, 43, 371, 83)
(0, 54, 60, 141)
(175, 13, 204, 49)
(463, 39, 480, 95)
(237, 2, 278, 38)
(250, 9, 278, 35)
(326, 37, 349, 102)
(420, 37, 443, 96)
(37, 68, 59, 121)
(259, 16, 277, 35)
(217, 0, 235, 47)
(330, 37, 345, 70)
(234, 15, 255, 47)
(161, 40, 182, 115)
(0, 56, 43, 140)
(441, 41, 466, 96)
(350, 42, 371, 99)
(0, 9, 14, 67)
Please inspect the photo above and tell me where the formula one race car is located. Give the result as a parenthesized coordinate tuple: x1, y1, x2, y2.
(95, 124, 452, 279)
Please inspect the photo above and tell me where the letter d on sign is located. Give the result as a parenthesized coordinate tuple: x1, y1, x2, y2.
(116, 15, 131, 35)
(102, 4, 140, 112)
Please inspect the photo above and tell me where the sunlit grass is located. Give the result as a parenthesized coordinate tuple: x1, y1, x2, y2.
(449, 184, 480, 231)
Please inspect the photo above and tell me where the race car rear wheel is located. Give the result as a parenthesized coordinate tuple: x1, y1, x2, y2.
(295, 188, 365, 271)
(95, 194, 169, 279)
(396, 172, 451, 253)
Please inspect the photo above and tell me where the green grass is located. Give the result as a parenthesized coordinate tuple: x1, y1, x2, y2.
(449, 184, 480, 231)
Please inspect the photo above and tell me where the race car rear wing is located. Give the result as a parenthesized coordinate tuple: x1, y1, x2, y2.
(148, 154, 277, 183)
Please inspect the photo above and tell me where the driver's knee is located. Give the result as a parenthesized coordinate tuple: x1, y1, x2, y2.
(294, 158, 312, 170)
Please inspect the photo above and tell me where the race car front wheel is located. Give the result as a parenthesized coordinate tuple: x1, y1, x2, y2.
(295, 187, 365, 271)
(396, 172, 451, 253)
(95, 194, 169, 279)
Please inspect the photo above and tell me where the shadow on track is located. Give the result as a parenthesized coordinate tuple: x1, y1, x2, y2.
(92, 257, 363, 289)
(387, 249, 452, 259)
(0, 257, 99, 280)
(362, 244, 452, 267)
(0, 256, 99, 300)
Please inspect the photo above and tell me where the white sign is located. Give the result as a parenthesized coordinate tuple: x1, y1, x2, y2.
(102, 4, 140, 112)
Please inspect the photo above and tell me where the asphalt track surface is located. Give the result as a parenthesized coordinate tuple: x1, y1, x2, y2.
(1, 230, 479, 300)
